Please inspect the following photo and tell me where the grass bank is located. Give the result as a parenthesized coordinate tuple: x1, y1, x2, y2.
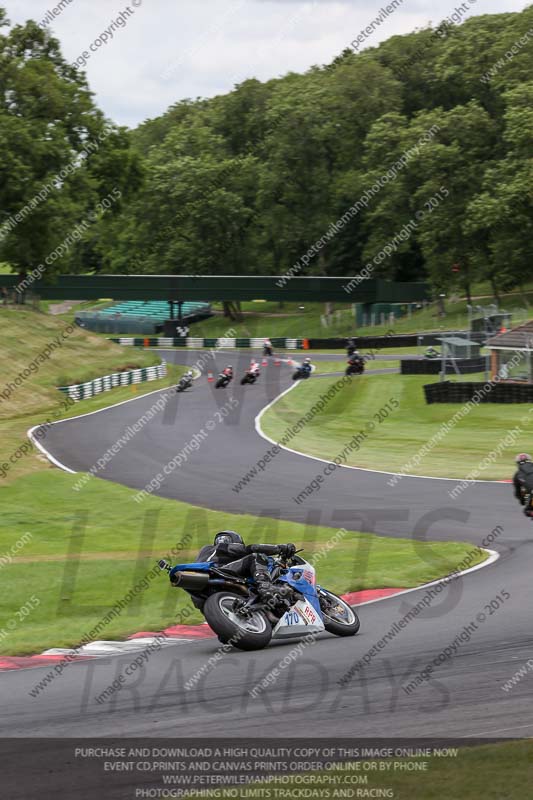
(0, 308, 183, 484)
(260, 373, 528, 479)
(0, 471, 486, 655)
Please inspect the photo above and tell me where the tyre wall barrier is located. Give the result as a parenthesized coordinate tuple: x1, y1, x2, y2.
(307, 331, 487, 349)
(424, 381, 533, 404)
(402, 358, 487, 375)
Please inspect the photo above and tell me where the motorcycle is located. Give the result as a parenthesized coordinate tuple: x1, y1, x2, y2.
(176, 375, 193, 393)
(241, 369, 259, 385)
(263, 345, 273, 357)
(345, 357, 365, 376)
(215, 372, 233, 389)
(159, 551, 359, 651)
(424, 347, 440, 359)
(292, 366, 312, 381)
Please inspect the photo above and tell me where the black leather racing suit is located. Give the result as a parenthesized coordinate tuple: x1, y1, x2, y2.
(196, 541, 287, 590)
(513, 462, 533, 516)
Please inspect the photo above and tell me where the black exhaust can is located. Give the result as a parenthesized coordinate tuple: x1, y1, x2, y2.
(173, 571, 210, 591)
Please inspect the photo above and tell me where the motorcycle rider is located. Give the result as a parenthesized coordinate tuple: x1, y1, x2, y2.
(301, 357, 313, 375)
(176, 369, 194, 391)
(249, 360, 260, 377)
(346, 337, 357, 356)
(219, 364, 234, 382)
(195, 531, 296, 603)
(513, 453, 533, 517)
(347, 350, 364, 366)
(263, 338, 273, 356)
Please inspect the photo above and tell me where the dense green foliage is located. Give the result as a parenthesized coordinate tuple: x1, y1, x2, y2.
(0, 5, 532, 298)
(0, 9, 141, 278)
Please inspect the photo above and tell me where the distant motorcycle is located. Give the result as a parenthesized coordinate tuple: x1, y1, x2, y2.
(424, 347, 440, 359)
(241, 369, 259, 386)
(345, 357, 365, 376)
(176, 374, 193, 393)
(263, 344, 273, 357)
(216, 372, 233, 389)
(292, 365, 312, 381)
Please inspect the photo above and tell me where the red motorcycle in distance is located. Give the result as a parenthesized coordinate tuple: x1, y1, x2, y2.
(345, 356, 365, 376)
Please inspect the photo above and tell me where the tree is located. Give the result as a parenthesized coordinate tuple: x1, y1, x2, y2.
(0, 11, 136, 278)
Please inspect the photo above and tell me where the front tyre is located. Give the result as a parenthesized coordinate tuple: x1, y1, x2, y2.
(203, 592, 272, 651)
(319, 588, 360, 636)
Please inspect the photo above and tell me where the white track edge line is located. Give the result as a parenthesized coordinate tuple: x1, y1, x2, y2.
(254, 381, 507, 485)
(353, 548, 500, 607)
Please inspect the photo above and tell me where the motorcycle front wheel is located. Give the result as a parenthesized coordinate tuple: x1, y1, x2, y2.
(318, 588, 360, 637)
(203, 592, 272, 650)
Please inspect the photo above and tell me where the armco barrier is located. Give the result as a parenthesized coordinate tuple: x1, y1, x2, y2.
(109, 337, 303, 349)
(424, 381, 533, 404)
(401, 357, 486, 375)
(58, 362, 167, 401)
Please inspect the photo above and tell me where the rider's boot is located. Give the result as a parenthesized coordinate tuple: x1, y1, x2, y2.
(253, 562, 282, 605)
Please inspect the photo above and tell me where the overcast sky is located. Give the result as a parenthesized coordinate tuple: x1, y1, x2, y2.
(4, 0, 528, 128)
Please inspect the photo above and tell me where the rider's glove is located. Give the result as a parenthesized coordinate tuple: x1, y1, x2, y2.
(279, 543, 296, 559)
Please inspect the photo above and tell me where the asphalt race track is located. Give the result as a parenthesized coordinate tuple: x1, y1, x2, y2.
(2, 350, 532, 744)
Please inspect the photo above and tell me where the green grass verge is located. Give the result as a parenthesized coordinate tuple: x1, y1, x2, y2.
(0, 308, 184, 483)
(222, 741, 533, 800)
(260, 373, 529, 479)
(0, 471, 485, 655)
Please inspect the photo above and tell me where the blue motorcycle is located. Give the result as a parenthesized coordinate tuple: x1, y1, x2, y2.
(159, 552, 359, 651)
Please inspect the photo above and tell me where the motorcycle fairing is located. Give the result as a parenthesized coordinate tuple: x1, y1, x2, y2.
(277, 564, 323, 617)
(272, 598, 325, 638)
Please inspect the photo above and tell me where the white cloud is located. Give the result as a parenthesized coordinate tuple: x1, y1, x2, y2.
(4, 0, 527, 127)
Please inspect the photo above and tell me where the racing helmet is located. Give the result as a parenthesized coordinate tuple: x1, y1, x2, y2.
(516, 453, 532, 464)
(304, 357, 311, 364)
(214, 531, 244, 546)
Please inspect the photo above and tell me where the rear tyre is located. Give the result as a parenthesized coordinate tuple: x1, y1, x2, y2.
(203, 592, 272, 651)
(319, 588, 360, 636)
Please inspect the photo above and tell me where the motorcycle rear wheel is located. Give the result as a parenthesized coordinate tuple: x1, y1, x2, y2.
(203, 592, 272, 651)
(319, 589, 360, 636)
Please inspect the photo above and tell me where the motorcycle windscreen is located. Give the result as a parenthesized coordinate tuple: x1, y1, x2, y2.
(279, 567, 322, 617)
